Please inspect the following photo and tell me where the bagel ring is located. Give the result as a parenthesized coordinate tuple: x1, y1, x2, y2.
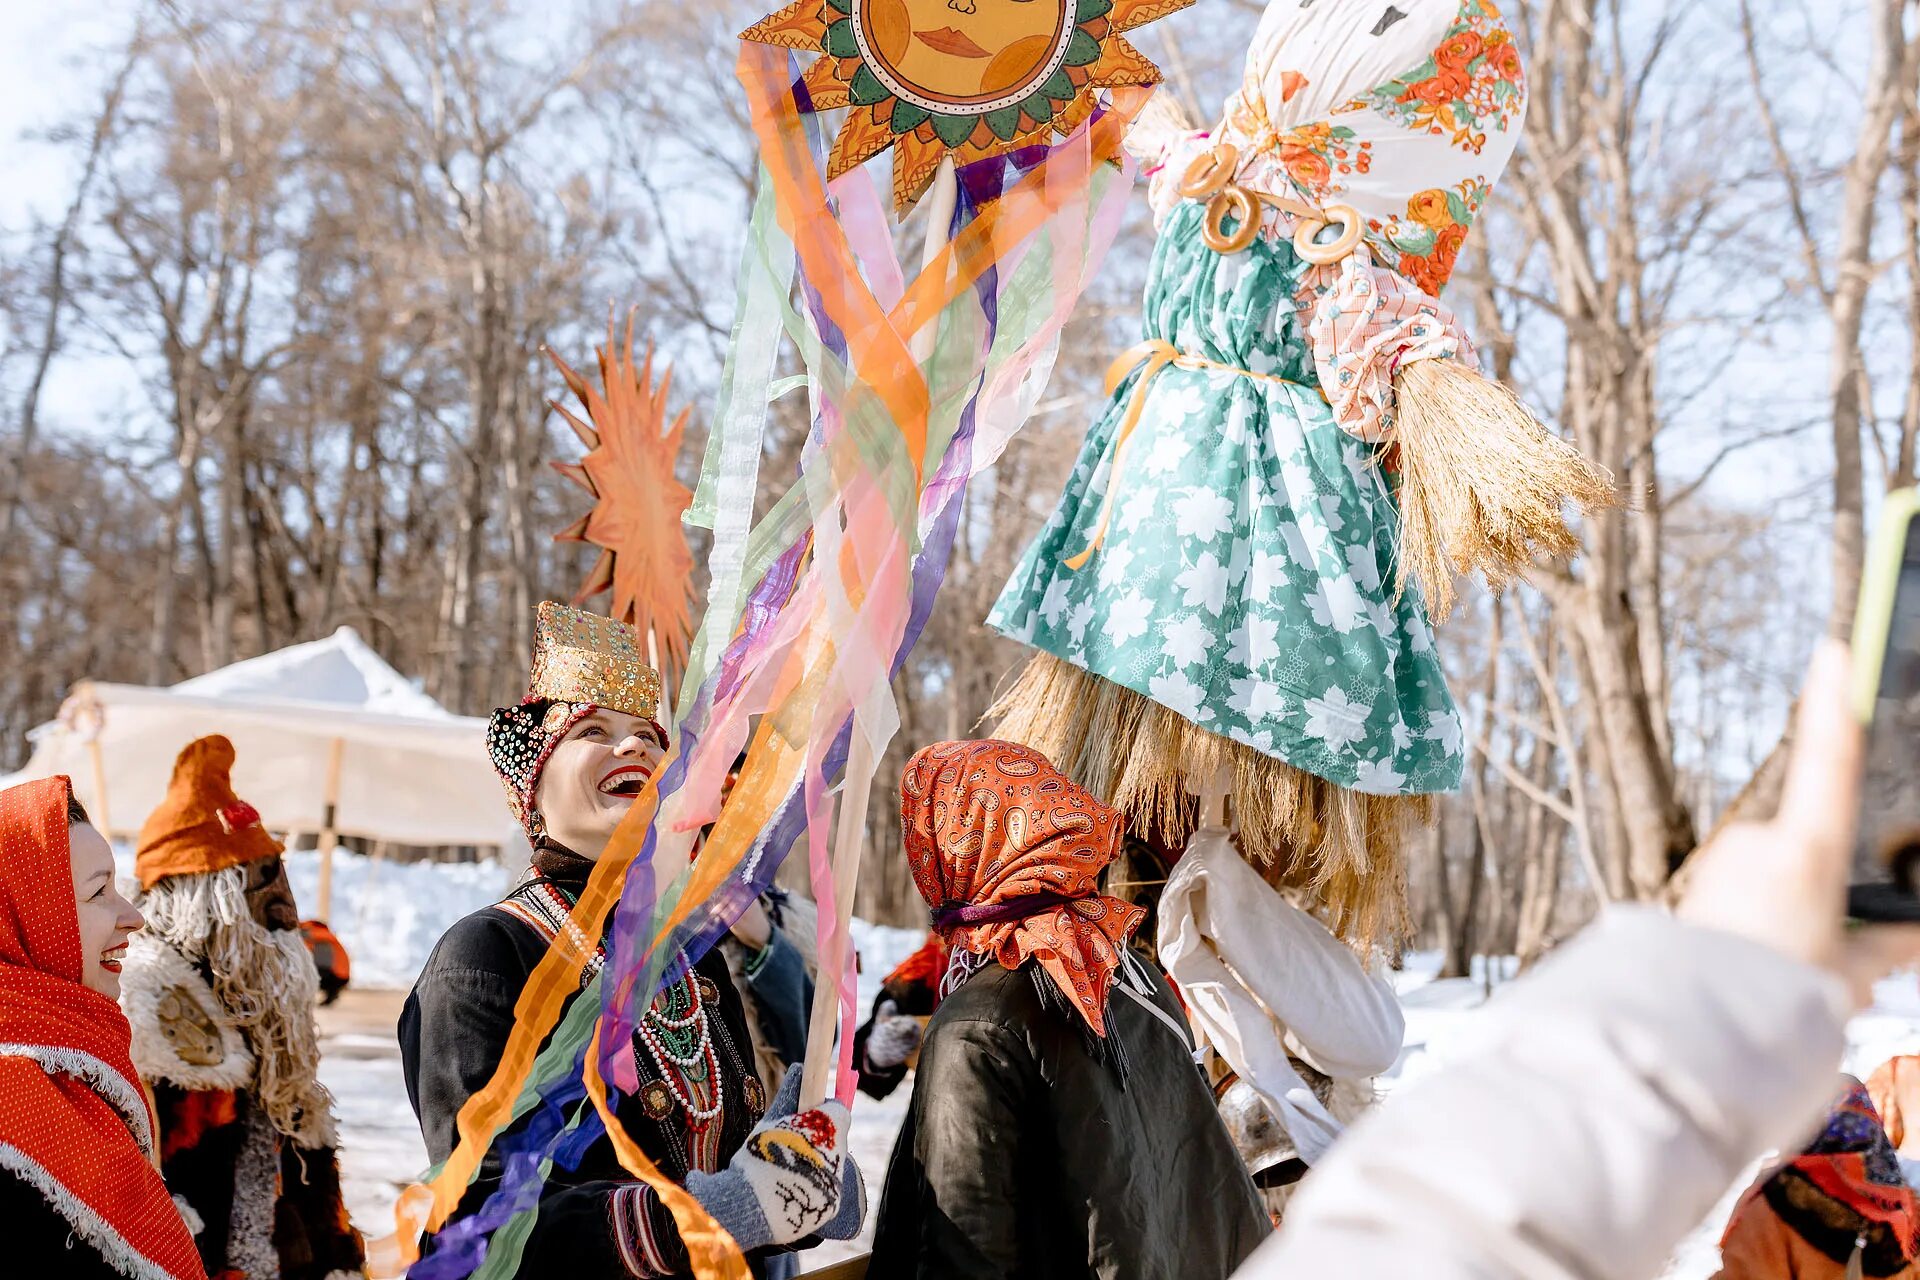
(1292, 203, 1365, 265)
(1201, 187, 1262, 254)
(1178, 143, 1241, 200)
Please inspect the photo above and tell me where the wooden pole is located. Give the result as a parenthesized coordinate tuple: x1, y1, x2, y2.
(796, 160, 958, 1108)
(1193, 763, 1229, 831)
(86, 738, 112, 840)
(908, 163, 960, 364)
(315, 736, 345, 922)
(799, 729, 878, 1106)
(646, 626, 667, 719)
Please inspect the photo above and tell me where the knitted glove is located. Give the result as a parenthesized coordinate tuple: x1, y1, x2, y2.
(863, 1000, 923, 1071)
(687, 1065, 865, 1249)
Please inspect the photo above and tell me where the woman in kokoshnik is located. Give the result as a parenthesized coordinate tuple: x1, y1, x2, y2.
(400, 603, 861, 1279)
(0, 776, 206, 1280)
(989, 0, 1609, 943)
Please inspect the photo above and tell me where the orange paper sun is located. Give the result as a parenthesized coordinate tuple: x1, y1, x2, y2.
(547, 312, 697, 691)
(743, 0, 1193, 212)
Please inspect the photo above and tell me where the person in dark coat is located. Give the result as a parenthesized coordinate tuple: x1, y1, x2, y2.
(867, 739, 1269, 1279)
(850, 932, 945, 1101)
(400, 603, 861, 1279)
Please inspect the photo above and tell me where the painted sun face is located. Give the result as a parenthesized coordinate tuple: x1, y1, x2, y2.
(856, 0, 1074, 112)
(742, 0, 1189, 211)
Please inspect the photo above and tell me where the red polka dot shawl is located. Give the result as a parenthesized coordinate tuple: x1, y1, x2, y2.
(901, 740, 1145, 1037)
(0, 776, 205, 1280)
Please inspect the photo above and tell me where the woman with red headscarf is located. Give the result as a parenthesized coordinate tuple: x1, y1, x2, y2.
(0, 775, 206, 1280)
(866, 740, 1268, 1280)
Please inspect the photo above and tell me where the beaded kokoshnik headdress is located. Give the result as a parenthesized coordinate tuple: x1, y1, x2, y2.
(487, 601, 664, 843)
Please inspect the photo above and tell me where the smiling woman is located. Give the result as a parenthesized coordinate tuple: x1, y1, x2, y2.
(485, 604, 668, 858)
(534, 709, 670, 859)
(403, 602, 861, 1279)
(0, 776, 205, 1280)
(67, 798, 144, 999)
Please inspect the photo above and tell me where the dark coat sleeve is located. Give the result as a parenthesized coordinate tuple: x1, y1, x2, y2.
(0, 1169, 130, 1280)
(399, 910, 787, 1279)
(851, 990, 909, 1102)
(399, 911, 662, 1277)
(398, 926, 521, 1172)
(869, 1016, 1036, 1279)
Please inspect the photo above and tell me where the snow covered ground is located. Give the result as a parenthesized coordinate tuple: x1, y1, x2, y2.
(319, 1008, 430, 1240)
(291, 860, 1920, 1277)
(284, 850, 512, 987)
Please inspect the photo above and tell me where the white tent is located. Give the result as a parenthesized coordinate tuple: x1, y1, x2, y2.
(3, 627, 513, 915)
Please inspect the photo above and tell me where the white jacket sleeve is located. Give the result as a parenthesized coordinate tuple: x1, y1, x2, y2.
(1235, 907, 1851, 1280)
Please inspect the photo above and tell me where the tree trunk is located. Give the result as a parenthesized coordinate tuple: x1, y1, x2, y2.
(1828, 0, 1910, 634)
(1, 41, 137, 544)
(1443, 610, 1501, 978)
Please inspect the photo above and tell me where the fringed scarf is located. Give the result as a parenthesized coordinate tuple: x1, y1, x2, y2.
(0, 776, 205, 1280)
(900, 740, 1144, 1037)
(1725, 1078, 1920, 1271)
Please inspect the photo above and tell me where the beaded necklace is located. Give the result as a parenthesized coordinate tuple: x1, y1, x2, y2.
(637, 969, 724, 1127)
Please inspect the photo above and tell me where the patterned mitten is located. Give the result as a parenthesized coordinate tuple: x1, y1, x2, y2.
(687, 1065, 865, 1248)
(863, 1000, 923, 1071)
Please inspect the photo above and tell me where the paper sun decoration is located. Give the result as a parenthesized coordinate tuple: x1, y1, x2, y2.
(548, 313, 696, 692)
(743, 0, 1194, 212)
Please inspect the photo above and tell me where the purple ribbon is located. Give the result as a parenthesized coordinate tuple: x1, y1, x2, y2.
(931, 891, 1083, 932)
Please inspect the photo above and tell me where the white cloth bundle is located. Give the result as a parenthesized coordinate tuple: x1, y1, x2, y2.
(1157, 829, 1404, 1163)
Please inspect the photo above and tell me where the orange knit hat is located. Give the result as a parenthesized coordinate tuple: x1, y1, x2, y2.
(135, 735, 284, 889)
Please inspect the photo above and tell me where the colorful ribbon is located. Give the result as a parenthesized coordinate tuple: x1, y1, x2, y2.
(377, 46, 1149, 1280)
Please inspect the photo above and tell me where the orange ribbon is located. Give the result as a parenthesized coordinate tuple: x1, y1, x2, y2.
(1064, 339, 1317, 571)
(371, 48, 1151, 1280)
(587, 1025, 750, 1280)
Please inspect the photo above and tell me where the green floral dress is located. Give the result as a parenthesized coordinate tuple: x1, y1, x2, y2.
(988, 199, 1464, 797)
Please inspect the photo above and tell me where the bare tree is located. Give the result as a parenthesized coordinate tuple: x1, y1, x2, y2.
(2, 0, 1913, 948)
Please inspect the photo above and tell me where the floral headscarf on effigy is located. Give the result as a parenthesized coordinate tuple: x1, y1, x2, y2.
(1202, 0, 1526, 294)
(1138, 0, 1610, 619)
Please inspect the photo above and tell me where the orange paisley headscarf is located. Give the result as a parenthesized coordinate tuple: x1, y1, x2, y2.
(900, 740, 1145, 1037)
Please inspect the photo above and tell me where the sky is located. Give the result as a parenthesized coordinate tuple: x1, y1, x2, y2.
(0, 2, 148, 437)
(0, 6, 134, 225)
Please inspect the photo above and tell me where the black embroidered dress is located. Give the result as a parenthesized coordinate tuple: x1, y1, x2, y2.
(399, 858, 776, 1278)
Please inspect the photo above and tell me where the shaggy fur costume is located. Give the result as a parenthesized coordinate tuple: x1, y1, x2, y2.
(121, 887, 364, 1280)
